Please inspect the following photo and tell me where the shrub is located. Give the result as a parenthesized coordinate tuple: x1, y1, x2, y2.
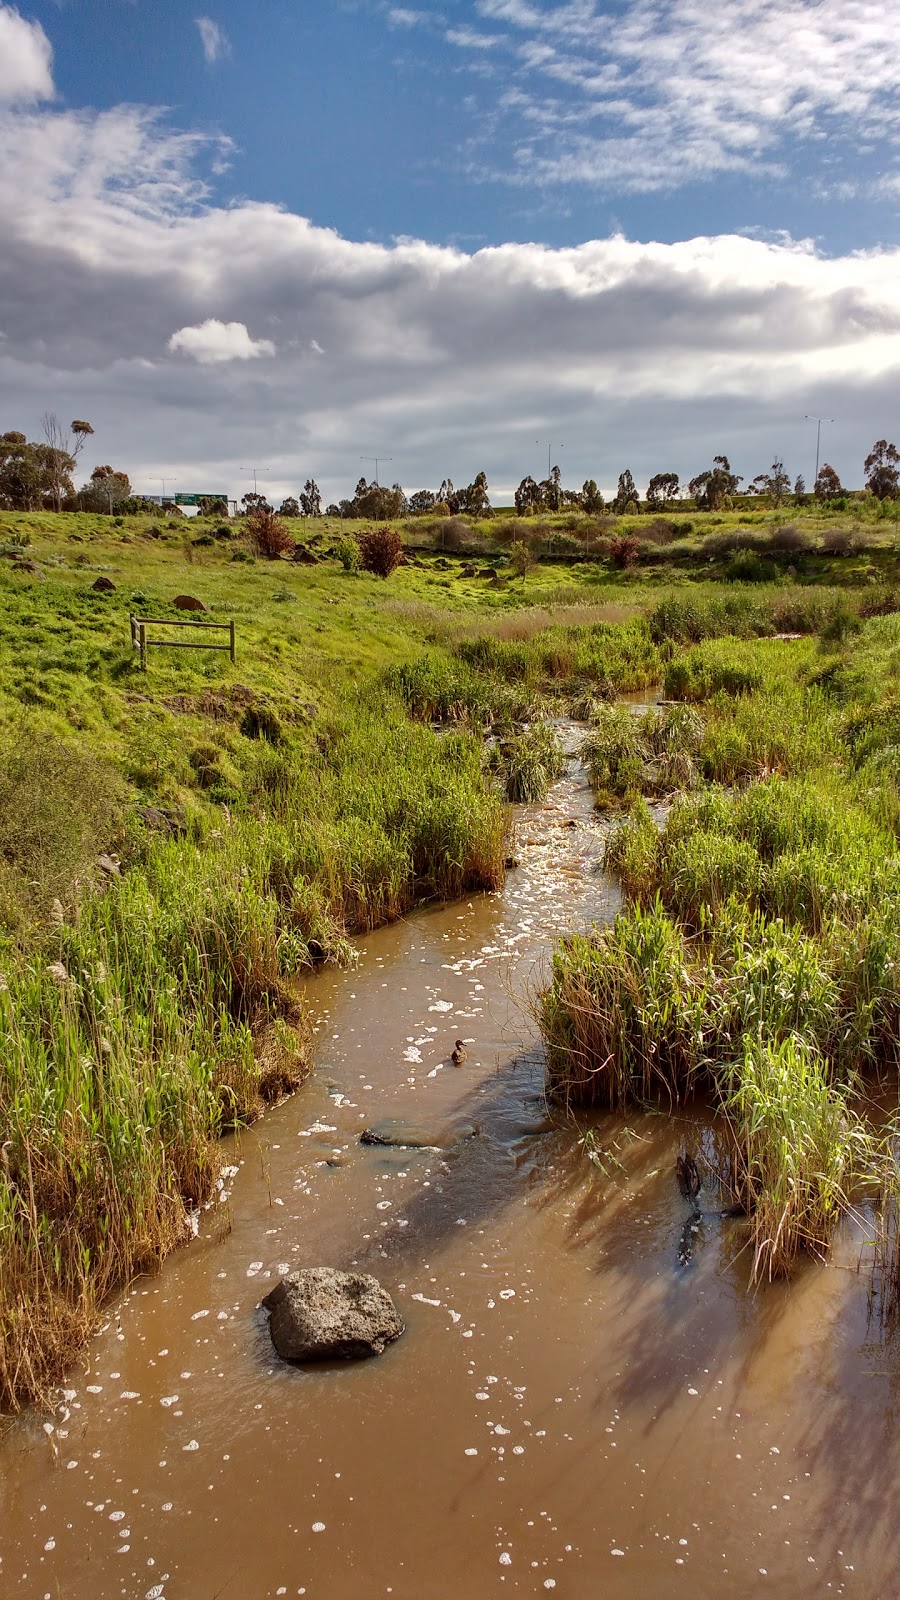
(609, 534, 640, 568)
(509, 540, 537, 579)
(336, 535, 359, 572)
(725, 550, 778, 583)
(246, 507, 294, 559)
(642, 518, 678, 544)
(821, 527, 856, 556)
(357, 525, 404, 577)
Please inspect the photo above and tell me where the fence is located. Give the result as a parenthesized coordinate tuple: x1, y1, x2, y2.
(130, 615, 236, 670)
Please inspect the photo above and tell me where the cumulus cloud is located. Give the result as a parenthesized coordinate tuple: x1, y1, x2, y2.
(450, 0, 900, 193)
(0, 5, 54, 104)
(1, 98, 899, 500)
(196, 16, 231, 65)
(168, 319, 276, 363)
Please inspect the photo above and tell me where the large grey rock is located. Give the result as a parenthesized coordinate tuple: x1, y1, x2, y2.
(360, 1118, 477, 1150)
(262, 1268, 404, 1363)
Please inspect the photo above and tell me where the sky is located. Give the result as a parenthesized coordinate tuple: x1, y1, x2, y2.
(2, 0, 900, 504)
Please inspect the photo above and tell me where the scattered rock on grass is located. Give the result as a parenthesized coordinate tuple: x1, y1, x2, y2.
(172, 594, 208, 612)
(92, 576, 116, 592)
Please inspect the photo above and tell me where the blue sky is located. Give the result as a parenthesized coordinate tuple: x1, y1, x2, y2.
(31, 0, 900, 254)
(2, 0, 900, 502)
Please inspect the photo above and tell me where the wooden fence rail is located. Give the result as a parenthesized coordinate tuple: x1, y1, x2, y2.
(130, 615, 236, 670)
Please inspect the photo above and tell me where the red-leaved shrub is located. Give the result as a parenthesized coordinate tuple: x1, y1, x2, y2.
(357, 525, 404, 577)
(246, 507, 294, 558)
(609, 534, 641, 568)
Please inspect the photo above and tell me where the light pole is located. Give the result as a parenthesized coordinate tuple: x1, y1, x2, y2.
(360, 455, 392, 487)
(536, 441, 563, 480)
(805, 416, 833, 491)
(240, 467, 271, 502)
(151, 475, 173, 504)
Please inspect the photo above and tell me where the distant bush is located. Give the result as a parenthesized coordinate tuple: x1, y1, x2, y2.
(336, 535, 359, 572)
(642, 518, 678, 544)
(821, 528, 856, 556)
(358, 525, 404, 578)
(725, 550, 778, 583)
(610, 535, 641, 568)
(767, 523, 814, 556)
(246, 507, 294, 559)
(509, 539, 537, 578)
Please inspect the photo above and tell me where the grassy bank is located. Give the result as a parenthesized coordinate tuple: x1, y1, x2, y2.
(540, 616, 900, 1280)
(3, 503, 900, 1402)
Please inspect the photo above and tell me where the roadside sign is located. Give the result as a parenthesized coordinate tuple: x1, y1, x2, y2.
(174, 493, 228, 506)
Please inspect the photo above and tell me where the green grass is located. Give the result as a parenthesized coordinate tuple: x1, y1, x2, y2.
(542, 617, 900, 1280)
(4, 503, 900, 1397)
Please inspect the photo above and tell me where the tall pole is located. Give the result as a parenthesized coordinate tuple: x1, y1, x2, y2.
(152, 475, 170, 502)
(536, 441, 563, 478)
(805, 416, 833, 490)
(361, 455, 392, 487)
(241, 467, 271, 499)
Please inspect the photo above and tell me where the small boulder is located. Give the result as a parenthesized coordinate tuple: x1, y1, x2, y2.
(97, 853, 121, 877)
(262, 1268, 404, 1363)
(360, 1118, 477, 1150)
(12, 559, 43, 577)
(172, 594, 208, 612)
(137, 803, 188, 837)
(92, 576, 116, 592)
(291, 543, 320, 565)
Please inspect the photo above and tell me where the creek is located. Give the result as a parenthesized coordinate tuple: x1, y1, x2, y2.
(0, 726, 897, 1599)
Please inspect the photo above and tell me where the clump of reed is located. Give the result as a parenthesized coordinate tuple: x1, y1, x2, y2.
(539, 901, 709, 1109)
(581, 702, 704, 806)
(490, 721, 565, 803)
(725, 1036, 870, 1279)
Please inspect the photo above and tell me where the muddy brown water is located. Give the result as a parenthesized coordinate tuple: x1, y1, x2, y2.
(2, 729, 899, 1600)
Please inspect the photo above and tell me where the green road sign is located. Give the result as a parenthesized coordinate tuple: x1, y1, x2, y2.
(174, 493, 228, 506)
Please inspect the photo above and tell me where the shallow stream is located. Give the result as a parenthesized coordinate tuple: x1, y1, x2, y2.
(1, 729, 898, 1598)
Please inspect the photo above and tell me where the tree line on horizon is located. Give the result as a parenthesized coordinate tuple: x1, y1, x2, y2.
(3, 418, 900, 518)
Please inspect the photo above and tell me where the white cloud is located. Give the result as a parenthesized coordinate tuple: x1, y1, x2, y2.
(168, 320, 276, 363)
(446, 27, 502, 48)
(196, 16, 231, 65)
(1, 99, 899, 500)
(0, 5, 54, 104)
(387, 7, 430, 26)
(465, 0, 900, 192)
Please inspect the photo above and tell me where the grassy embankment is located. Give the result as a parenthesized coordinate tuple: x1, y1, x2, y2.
(3, 501, 900, 1403)
(540, 613, 900, 1281)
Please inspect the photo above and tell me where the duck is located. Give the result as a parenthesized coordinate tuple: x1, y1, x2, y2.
(451, 1039, 468, 1066)
(676, 1150, 701, 1201)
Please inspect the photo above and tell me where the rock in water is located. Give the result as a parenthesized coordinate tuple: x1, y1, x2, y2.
(359, 1119, 476, 1150)
(262, 1268, 404, 1363)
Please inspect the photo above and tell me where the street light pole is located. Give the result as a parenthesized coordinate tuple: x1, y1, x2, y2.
(805, 416, 833, 491)
(240, 467, 271, 500)
(360, 456, 392, 487)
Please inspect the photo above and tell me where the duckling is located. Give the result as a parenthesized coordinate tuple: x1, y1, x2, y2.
(676, 1150, 701, 1200)
(451, 1039, 468, 1066)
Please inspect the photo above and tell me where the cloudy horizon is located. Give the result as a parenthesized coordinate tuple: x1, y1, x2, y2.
(2, 1, 900, 505)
